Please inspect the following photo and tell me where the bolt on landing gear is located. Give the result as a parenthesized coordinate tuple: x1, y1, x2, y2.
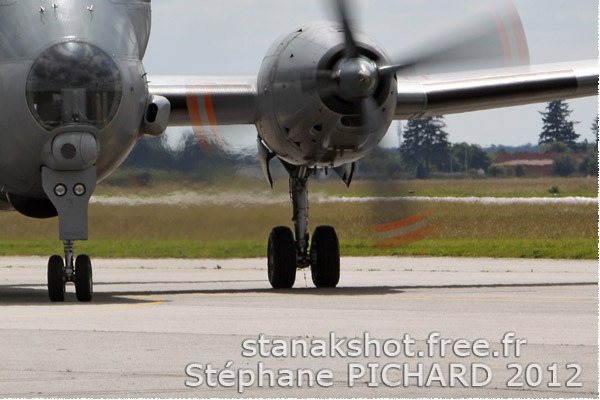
(267, 167, 340, 289)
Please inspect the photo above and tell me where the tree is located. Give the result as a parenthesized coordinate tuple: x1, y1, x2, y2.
(540, 141, 569, 154)
(515, 164, 526, 177)
(579, 150, 598, 176)
(592, 116, 599, 148)
(538, 100, 579, 151)
(400, 116, 450, 177)
(552, 153, 578, 176)
(449, 143, 492, 172)
(356, 147, 402, 179)
(577, 118, 599, 176)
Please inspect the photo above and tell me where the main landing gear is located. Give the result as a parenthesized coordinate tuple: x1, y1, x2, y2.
(267, 168, 340, 289)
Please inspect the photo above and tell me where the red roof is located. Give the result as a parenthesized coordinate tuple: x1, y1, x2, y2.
(496, 152, 585, 166)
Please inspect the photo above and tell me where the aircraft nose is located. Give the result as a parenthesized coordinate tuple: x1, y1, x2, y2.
(26, 41, 123, 131)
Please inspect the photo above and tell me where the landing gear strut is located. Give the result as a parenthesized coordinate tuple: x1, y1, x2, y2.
(267, 167, 340, 289)
(41, 131, 99, 302)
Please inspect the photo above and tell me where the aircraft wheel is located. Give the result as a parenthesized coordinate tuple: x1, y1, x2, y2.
(267, 227, 297, 289)
(48, 255, 65, 302)
(310, 225, 340, 288)
(75, 255, 93, 302)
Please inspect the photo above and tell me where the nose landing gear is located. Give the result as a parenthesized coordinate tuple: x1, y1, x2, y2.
(47, 242, 93, 302)
(41, 164, 96, 302)
(41, 131, 98, 302)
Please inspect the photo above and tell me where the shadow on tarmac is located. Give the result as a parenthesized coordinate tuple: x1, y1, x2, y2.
(1, 280, 595, 305)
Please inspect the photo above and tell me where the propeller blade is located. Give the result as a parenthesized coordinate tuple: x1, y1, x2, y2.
(388, 1, 529, 76)
(361, 96, 384, 135)
(378, 63, 411, 79)
(333, 0, 359, 59)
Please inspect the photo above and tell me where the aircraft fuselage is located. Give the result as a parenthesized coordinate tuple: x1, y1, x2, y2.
(0, 0, 150, 205)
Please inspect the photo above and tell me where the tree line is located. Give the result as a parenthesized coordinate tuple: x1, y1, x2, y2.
(112, 100, 598, 185)
(394, 100, 597, 178)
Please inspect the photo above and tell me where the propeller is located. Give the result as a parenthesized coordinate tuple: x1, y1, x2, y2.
(383, 1, 530, 76)
(309, 0, 529, 131)
(328, 0, 381, 98)
(313, 0, 530, 247)
(334, 0, 359, 59)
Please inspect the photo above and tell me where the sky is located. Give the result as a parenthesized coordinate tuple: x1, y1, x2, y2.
(143, 0, 599, 150)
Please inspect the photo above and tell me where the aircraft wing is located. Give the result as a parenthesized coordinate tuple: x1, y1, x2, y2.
(149, 60, 597, 127)
(148, 75, 257, 127)
(395, 60, 598, 120)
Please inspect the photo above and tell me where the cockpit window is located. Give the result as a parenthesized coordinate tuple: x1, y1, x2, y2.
(26, 42, 122, 131)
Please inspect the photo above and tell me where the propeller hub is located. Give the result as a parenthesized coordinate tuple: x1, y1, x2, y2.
(335, 57, 379, 100)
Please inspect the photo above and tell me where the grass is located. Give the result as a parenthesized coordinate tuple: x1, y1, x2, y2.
(0, 177, 596, 259)
(95, 175, 599, 199)
(313, 176, 599, 198)
(0, 238, 593, 260)
(342, 239, 597, 259)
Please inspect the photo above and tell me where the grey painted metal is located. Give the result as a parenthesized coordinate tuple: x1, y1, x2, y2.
(142, 95, 172, 136)
(41, 166, 96, 241)
(255, 22, 397, 169)
(0, 0, 150, 203)
(148, 76, 257, 126)
(395, 61, 599, 119)
(149, 59, 597, 140)
(40, 129, 100, 242)
(290, 175, 310, 265)
(0, 0, 145, 60)
(257, 137, 275, 188)
(41, 132, 99, 171)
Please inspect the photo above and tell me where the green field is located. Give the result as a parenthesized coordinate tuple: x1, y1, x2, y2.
(0, 177, 597, 259)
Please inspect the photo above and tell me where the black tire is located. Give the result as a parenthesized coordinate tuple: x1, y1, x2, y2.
(75, 255, 93, 302)
(310, 225, 340, 288)
(48, 255, 65, 302)
(267, 227, 297, 289)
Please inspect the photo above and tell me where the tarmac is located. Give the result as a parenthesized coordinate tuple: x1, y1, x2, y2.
(0, 256, 597, 398)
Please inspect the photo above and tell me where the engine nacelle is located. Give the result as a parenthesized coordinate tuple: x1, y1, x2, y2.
(256, 22, 397, 168)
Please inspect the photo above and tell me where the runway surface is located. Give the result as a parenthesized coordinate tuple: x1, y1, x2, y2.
(0, 256, 597, 398)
